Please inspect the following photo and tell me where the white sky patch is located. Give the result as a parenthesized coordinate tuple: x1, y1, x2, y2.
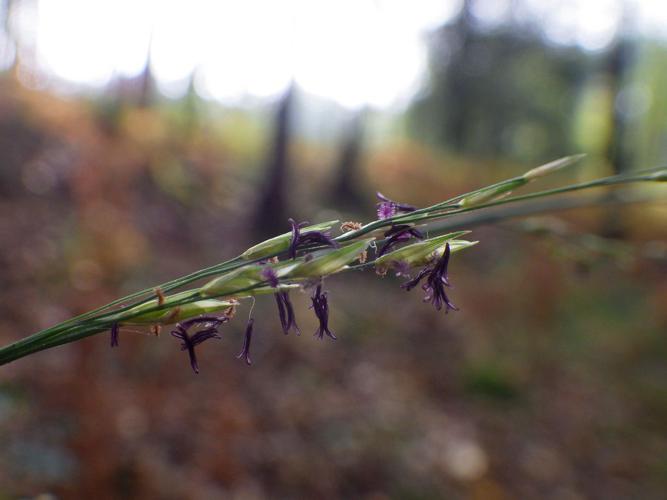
(534, 0, 623, 51)
(195, 0, 295, 102)
(635, 0, 667, 38)
(36, 0, 153, 85)
(470, 0, 511, 28)
(21, 0, 667, 108)
(29, 0, 461, 108)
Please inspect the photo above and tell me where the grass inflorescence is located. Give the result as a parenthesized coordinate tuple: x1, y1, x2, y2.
(1, 155, 665, 371)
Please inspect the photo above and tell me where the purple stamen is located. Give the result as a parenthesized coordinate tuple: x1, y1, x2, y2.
(237, 318, 254, 366)
(110, 323, 119, 348)
(170, 315, 226, 374)
(402, 243, 458, 313)
(275, 292, 287, 331)
(310, 284, 336, 340)
(274, 291, 301, 335)
(400, 266, 432, 291)
(283, 292, 301, 336)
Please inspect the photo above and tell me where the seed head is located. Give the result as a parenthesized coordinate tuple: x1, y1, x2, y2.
(292, 238, 374, 278)
(374, 231, 471, 269)
(240, 220, 339, 260)
(523, 154, 586, 180)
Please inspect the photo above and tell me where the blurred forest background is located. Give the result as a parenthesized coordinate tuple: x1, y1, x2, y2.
(1, 0, 666, 498)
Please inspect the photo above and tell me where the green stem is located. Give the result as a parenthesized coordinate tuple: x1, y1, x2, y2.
(0, 323, 104, 365)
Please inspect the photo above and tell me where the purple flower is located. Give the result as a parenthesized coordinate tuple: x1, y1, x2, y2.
(275, 290, 301, 335)
(401, 243, 458, 313)
(170, 315, 228, 373)
(377, 202, 395, 220)
(377, 224, 425, 257)
(237, 318, 254, 366)
(261, 266, 279, 288)
(288, 218, 339, 259)
(110, 323, 119, 348)
(310, 284, 336, 340)
(376, 192, 416, 220)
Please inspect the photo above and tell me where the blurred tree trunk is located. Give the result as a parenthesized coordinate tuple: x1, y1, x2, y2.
(253, 86, 294, 237)
(135, 57, 154, 108)
(179, 73, 200, 138)
(603, 38, 635, 239)
(328, 111, 367, 209)
(113, 46, 154, 108)
(606, 39, 635, 175)
(446, 1, 475, 151)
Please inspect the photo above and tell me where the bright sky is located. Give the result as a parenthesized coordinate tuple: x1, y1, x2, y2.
(8, 0, 667, 109)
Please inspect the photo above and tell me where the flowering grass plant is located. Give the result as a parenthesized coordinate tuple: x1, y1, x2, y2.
(1, 156, 665, 371)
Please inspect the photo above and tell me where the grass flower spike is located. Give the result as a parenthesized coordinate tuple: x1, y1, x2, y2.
(0, 155, 664, 370)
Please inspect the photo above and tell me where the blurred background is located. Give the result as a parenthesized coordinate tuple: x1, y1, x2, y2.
(1, 0, 667, 498)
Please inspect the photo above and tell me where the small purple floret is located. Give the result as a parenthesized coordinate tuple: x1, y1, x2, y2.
(237, 318, 254, 366)
(310, 284, 336, 340)
(376, 192, 416, 220)
(170, 315, 228, 373)
(377, 202, 396, 220)
(401, 243, 458, 313)
(288, 218, 339, 259)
